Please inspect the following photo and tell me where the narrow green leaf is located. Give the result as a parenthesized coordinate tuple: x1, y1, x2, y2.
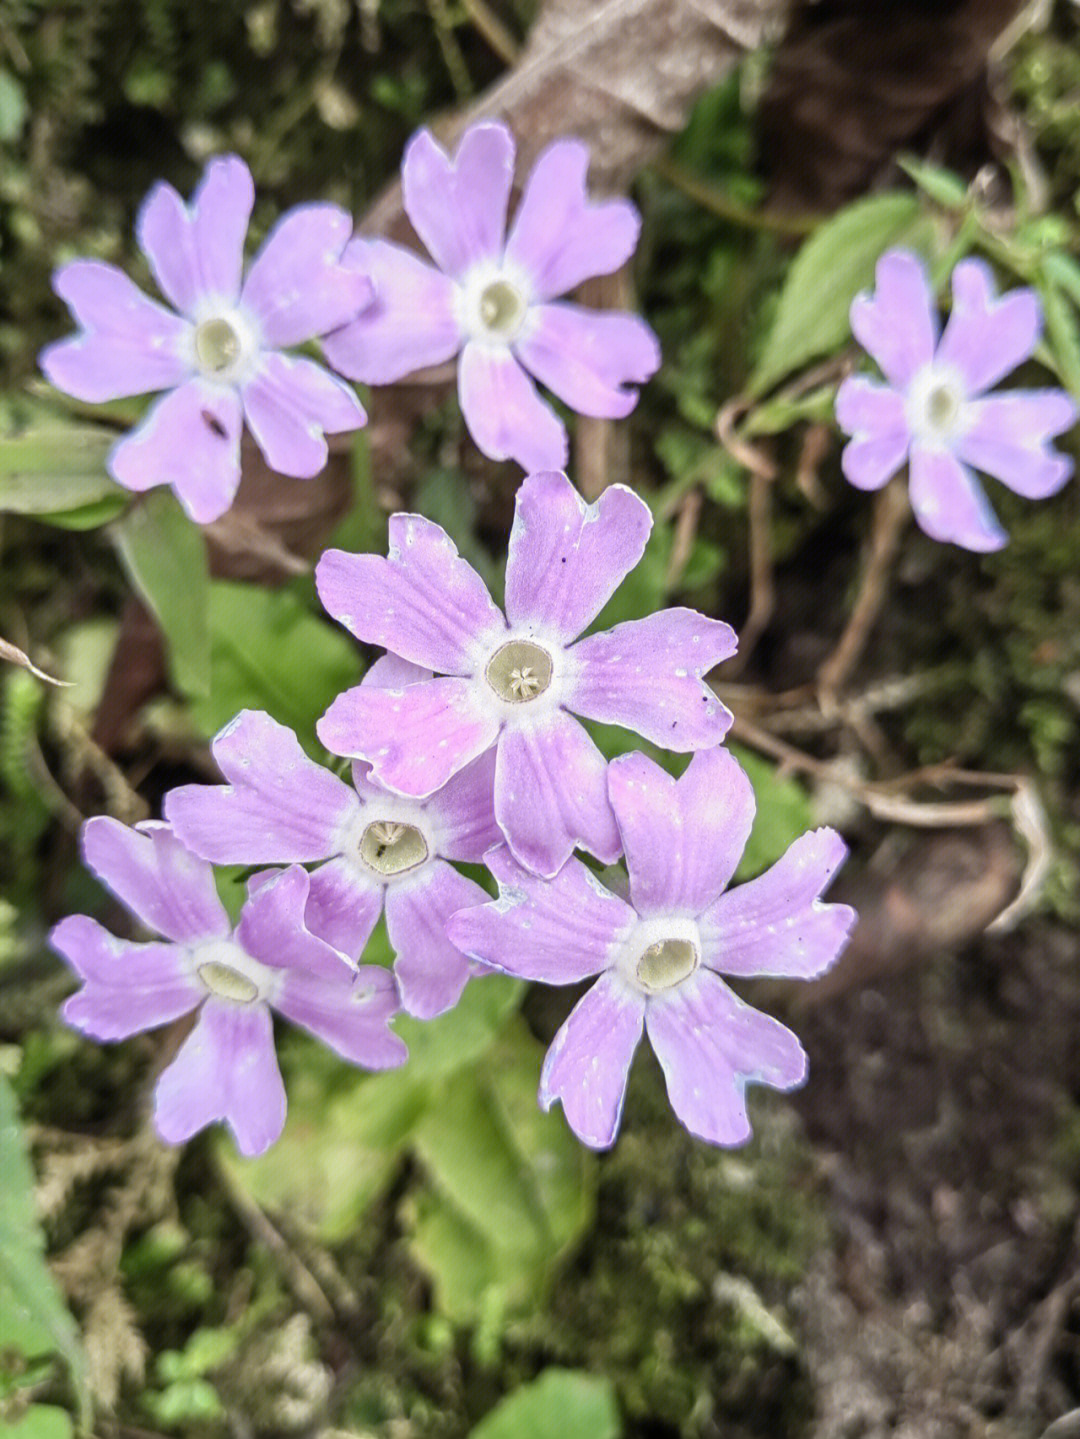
(0, 428, 121, 515)
(750, 192, 931, 397)
(469, 1370, 622, 1439)
(897, 155, 969, 210)
(0, 1075, 89, 1426)
(113, 490, 211, 698)
(1039, 273, 1080, 396)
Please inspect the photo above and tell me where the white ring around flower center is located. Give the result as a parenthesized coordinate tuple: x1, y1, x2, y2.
(485, 639, 553, 703)
(906, 362, 970, 445)
(190, 939, 276, 1005)
(189, 307, 259, 383)
(457, 260, 534, 346)
(616, 914, 702, 997)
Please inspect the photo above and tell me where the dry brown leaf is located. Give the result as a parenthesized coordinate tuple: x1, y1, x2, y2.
(0, 634, 70, 686)
(363, 0, 791, 238)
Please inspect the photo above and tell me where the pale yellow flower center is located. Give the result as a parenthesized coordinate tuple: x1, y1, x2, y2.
(485, 640, 553, 703)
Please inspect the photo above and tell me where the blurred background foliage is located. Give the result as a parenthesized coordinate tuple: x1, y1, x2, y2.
(4, 0, 1080, 1435)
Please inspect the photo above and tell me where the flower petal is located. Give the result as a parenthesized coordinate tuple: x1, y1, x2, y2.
(568, 608, 736, 749)
(448, 845, 634, 985)
(109, 378, 243, 524)
(165, 710, 358, 864)
(495, 711, 620, 876)
(401, 122, 514, 278)
(317, 514, 506, 672)
(240, 352, 365, 478)
(235, 865, 357, 984)
(241, 203, 372, 347)
(53, 916, 202, 1039)
(539, 972, 645, 1149)
(137, 156, 254, 315)
(82, 818, 229, 943)
(645, 969, 806, 1146)
(936, 258, 1040, 395)
(41, 261, 189, 401)
(276, 962, 406, 1068)
(459, 342, 568, 471)
(699, 828, 855, 979)
(956, 390, 1077, 499)
(424, 747, 501, 862)
(318, 677, 499, 796)
(504, 471, 652, 642)
(608, 748, 755, 919)
(504, 138, 641, 299)
(321, 238, 462, 383)
(850, 250, 937, 388)
(154, 999, 286, 1156)
(363, 654, 433, 688)
(908, 443, 1007, 551)
(835, 375, 907, 438)
(303, 856, 384, 962)
(515, 304, 659, 420)
(384, 862, 483, 1018)
(840, 431, 911, 491)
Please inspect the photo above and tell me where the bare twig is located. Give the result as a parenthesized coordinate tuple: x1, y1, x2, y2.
(817, 476, 911, 704)
(728, 471, 775, 676)
(462, 0, 523, 63)
(665, 487, 703, 589)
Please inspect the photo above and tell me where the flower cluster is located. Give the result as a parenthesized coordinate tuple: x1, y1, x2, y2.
(56, 467, 855, 1155)
(41, 126, 660, 522)
(48, 123, 1078, 1163)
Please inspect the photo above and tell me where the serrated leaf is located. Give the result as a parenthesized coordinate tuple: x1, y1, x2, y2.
(113, 490, 210, 698)
(0, 427, 121, 515)
(750, 193, 932, 398)
(0, 1075, 89, 1425)
(189, 580, 358, 753)
(469, 1370, 621, 1439)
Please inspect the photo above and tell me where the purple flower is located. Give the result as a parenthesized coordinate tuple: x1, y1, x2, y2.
(322, 122, 660, 472)
(40, 155, 372, 525)
(52, 818, 404, 1155)
(836, 250, 1077, 551)
(164, 660, 500, 1019)
(315, 470, 737, 878)
(447, 748, 855, 1149)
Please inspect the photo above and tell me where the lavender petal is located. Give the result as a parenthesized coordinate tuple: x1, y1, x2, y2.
(458, 342, 569, 472)
(401, 123, 514, 279)
(241, 203, 372, 347)
(850, 250, 937, 388)
(82, 818, 229, 943)
(539, 972, 646, 1149)
(908, 443, 1007, 551)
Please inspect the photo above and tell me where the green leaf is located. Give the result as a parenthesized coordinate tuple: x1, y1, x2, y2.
(731, 745, 815, 879)
(189, 580, 359, 753)
(1038, 264, 1080, 396)
(0, 68, 28, 143)
(0, 428, 122, 516)
(750, 193, 933, 397)
(1, 1406, 74, 1439)
(0, 1075, 89, 1425)
(897, 155, 969, 210)
(469, 1370, 621, 1439)
(113, 490, 210, 698)
(221, 976, 524, 1240)
(409, 1025, 595, 1324)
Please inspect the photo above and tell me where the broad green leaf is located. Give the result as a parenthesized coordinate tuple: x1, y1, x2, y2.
(750, 193, 933, 397)
(731, 745, 815, 879)
(0, 1075, 89, 1425)
(409, 1025, 595, 1323)
(189, 580, 358, 753)
(113, 490, 210, 698)
(0, 68, 28, 143)
(0, 428, 121, 516)
(2, 1406, 74, 1439)
(220, 976, 523, 1240)
(469, 1370, 621, 1439)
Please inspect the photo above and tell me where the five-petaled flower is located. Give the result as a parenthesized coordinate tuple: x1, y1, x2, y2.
(40, 155, 372, 524)
(836, 249, 1077, 551)
(52, 818, 405, 1155)
(322, 121, 661, 472)
(315, 470, 737, 878)
(165, 658, 500, 1020)
(448, 748, 856, 1149)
